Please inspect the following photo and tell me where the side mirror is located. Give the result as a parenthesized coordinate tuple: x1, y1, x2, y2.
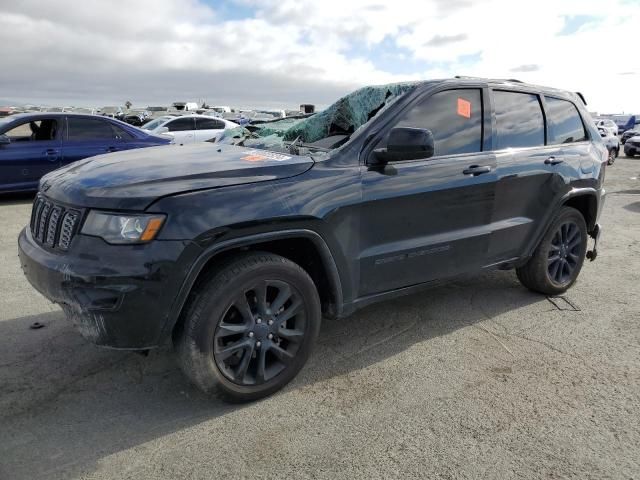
(599, 130, 607, 138)
(0, 134, 10, 146)
(372, 127, 434, 165)
(157, 127, 170, 134)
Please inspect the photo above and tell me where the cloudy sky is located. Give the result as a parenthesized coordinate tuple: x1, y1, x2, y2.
(1, 0, 639, 113)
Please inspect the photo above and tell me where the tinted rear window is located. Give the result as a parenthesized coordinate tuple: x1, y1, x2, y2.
(68, 118, 115, 140)
(493, 91, 545, 149)
(546, 97, 587, 144)
(167, 117, 194, 132)
(195, 118, 225, 130)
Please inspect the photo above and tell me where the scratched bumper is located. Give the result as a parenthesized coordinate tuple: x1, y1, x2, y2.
(18, 227, 189, 349)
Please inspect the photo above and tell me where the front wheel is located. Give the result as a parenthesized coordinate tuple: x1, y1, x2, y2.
(516, 207, 588, 295)
(607, 148, 616, 165)
(175, 252, 321, 402)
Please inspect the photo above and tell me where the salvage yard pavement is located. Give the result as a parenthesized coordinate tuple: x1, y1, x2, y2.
(1, 158, 639, 480)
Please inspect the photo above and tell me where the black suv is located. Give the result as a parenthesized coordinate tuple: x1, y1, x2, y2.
(19, 78, 606, 401)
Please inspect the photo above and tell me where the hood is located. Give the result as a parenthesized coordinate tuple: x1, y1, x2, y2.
(40, 143, 314, 210)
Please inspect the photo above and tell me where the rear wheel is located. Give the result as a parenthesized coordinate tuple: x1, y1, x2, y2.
(175, 252, 321, 402)
(516, 207, 588, 295)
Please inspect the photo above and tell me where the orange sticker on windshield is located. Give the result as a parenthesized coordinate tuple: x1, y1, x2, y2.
(457, 98, 471, 118)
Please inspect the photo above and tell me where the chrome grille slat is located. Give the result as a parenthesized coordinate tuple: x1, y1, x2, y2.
(45, 207, 62, 246)
(29, 196, 80, 251)
(37, 202, 52, 242)
(58, 211, 79, 251)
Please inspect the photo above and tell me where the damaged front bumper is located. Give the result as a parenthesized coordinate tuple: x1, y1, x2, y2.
(18, 227, 192, 349)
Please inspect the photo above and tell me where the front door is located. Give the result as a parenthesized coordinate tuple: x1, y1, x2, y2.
(359, 87, 497, 296)
(0, 117, 62, 191)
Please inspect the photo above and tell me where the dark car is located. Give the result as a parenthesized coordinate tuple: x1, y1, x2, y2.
(624, 134, 640, 157)
(123, 110, 152, 127)
(18, 78, 606, 402)
(0, 113, 172, 193)
(621, 128, 640, 144)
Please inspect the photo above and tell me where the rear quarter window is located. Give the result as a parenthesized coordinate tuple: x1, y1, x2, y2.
(545, 97, 587, 144)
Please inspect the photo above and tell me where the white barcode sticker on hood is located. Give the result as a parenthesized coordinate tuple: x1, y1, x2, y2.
(241, 149, 291, 162)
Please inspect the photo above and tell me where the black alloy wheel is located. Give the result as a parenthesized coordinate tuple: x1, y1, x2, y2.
(547, 221, 582, 286)
(175, 252, 321, 402)
(213, 280, 307, 386)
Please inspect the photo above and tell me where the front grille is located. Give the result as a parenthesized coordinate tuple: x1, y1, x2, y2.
(30, 196, 81, 251)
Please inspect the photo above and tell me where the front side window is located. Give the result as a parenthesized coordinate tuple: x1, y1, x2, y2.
(68, 118, 116, 140)
(3, 119, 58, 141)
(493, 90, 545, 150)
(378, 89, 483, 157)
(546, 97, 587, 144)
(167, 118, 195, 132)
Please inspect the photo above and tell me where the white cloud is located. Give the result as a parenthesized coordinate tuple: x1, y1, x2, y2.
(0, 0, 638, 113)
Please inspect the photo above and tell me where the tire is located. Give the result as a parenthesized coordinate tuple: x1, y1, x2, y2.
(607, 148, 615, 165)
(175, 252, 321, 402)
(516, 207, 588, 295)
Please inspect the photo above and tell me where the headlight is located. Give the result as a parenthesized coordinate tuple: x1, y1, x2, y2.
(81, 211, 166, 244)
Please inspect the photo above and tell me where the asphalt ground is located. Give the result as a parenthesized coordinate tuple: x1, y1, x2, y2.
(0, 153, 639, 479)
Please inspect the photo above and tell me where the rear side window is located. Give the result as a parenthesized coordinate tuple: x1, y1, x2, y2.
(378, 88, 483, 157)
(195, 118, 225, 130)
(68, 118, 115, 140)
(545, 97, 587, 144)
(167, 118, 195, 132)
(111, 124, 133, 139)
(493, 91, 545, 149)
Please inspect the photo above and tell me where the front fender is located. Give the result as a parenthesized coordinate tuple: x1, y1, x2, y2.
(158, 228, 344, 341)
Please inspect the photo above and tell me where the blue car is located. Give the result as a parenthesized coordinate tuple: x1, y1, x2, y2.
(0, 113, 172, 193)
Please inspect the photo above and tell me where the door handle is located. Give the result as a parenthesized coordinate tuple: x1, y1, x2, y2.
(43, 149, 59, 161)
(463, 165, 492, 175)
(544, 156, 564, 165)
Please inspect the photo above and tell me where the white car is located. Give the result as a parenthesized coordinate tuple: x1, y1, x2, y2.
(595, 119, 618, 136)
(141, 115, 239, 145)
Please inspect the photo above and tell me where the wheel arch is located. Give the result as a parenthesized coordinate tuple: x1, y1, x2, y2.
(164, 229, 344, 342)
(561, 189, 599, 232)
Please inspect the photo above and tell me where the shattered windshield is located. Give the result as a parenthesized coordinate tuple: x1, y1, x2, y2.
(218, 82, 420, 155)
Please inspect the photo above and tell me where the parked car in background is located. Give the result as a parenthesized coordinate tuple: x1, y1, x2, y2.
(142, 114, 238, 145)
(0, 113, 172, 193)
(621, 129, 640, 144)
(624, 134, 640, 157)
(0, 106, 23, 117)
(597, 127, 619, 165)
(595, 118, 618, 136)
(171, 102, 199, 112)
(100, 106, 125, 119)
(123, 109, 152, 127)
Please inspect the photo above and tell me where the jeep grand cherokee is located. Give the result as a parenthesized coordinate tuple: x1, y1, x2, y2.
(19, 78, 606, 401)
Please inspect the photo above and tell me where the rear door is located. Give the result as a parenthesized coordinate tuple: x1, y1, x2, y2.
(487, 89, 562, 262)
(359, 86, 497, 296)
(164, 117, 196, 145)
(194, 117, 225, 142)
(544, 95, 591, 189)
(62, 116, 125, 165)
(0, 117, 62, 191)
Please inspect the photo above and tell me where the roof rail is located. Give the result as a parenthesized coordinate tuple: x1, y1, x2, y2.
(506, 78, 523, 83)
(576, 91, 587, 105)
